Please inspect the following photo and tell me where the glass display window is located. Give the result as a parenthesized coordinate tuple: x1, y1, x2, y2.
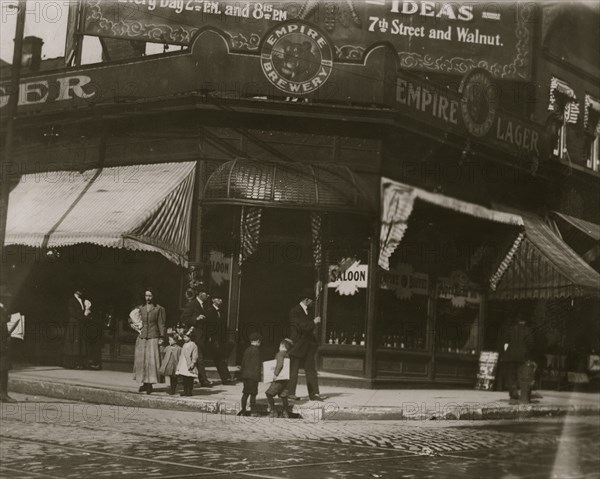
(377, 290, 428, 351)
(435, 298, 480, 355)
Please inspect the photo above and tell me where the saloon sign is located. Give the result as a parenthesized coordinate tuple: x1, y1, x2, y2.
(328, 260, 368, 296)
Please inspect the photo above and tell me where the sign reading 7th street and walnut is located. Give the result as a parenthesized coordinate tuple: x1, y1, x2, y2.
(83, 0, 534, 80)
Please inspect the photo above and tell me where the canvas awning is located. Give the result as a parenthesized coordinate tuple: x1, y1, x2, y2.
(5, 162, 196, 266)
(491, 213, 600, 299)
(379, 178, 524, 270)
(552, 212, 600, 242)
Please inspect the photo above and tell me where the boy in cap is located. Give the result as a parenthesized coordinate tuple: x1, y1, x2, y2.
(240, 332, 261, 416)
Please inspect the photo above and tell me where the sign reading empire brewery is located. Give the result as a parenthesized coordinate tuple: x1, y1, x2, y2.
(82, 0, 534, 81)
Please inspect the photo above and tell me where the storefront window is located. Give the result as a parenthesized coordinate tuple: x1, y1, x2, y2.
(435, 299, 479, 355)
(325, 289, 367, 346)
(378, 290, 428, 351)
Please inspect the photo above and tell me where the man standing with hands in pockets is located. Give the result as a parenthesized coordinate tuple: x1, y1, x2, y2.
(287, 288, 327, 402)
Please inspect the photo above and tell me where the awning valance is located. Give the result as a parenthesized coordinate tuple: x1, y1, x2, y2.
(5, 162, 196, 266)
(491, 213, 600, 299)
(379, 178, 523, 270)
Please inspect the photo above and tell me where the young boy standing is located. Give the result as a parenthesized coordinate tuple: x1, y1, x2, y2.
(265, 338, 293, 418)
(240, 332, 261, 416)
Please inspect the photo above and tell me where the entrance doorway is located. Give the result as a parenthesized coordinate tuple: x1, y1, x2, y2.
(237, 209, 314, 362)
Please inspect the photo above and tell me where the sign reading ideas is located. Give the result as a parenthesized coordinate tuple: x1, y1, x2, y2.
(82, 0, 534, 80)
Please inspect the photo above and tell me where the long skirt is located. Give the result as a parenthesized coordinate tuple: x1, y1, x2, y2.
(133, 337, 161, 384)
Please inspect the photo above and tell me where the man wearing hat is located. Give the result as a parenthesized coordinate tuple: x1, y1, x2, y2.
(63, 284, 91, 369)
(287, 288, 326, 401)
(207, 291, 236, 385)
(180, 283, 213, 387)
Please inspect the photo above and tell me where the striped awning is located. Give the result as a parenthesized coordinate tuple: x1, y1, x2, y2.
(379, 178, 523, 270)
(5, 162, 196, 266)
(491, 213, 600, 299)
(552, 212, 600, 242)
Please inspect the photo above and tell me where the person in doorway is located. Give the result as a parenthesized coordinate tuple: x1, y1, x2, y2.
(0, 302, 16, 403)
(63, 285, 91, 370)
(501, 314, 534, 402)
(176, 329, 198, 396)
(159, 331, 182, 395)
(240, 332, 262, 416)
(207, 292, 236, 385)
(180, 284, 213, 387)
(287, 288, 327, 402)
(133, 288, 166, 394)
(265, 338, 293, 418)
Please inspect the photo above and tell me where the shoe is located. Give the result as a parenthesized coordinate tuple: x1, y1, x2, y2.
(200, 381, 214, 388)
(221, 380, 236, 386)
(146, 385, 153, 395)
(309, 394, 327, 401)
(88, 364, 101, 371)
(281, 410, 290, 418)
(288, 395, 301, 400)
(139, 385, 147, 393)
(0, 394, 17, 403)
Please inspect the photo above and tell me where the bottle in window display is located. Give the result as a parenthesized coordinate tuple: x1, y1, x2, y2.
(360, 333, 365, 347)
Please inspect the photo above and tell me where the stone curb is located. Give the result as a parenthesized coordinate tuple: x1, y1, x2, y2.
(8, 377, 600, 421)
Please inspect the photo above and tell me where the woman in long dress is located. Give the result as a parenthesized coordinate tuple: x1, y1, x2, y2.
(133, 288, 165, 394)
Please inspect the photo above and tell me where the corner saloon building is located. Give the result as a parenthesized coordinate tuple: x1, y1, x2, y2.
(2, 1, 599, 387)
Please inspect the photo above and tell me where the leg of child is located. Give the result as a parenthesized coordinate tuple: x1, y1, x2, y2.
(179, 375, 186, 396)
(266, 393, 275, 412)
(241, 393, 249, 413)
(170, 375, 178, 394)
(187, 377, 194, 396)
(281, 396, 289, 417)
(250, 394, 257, 414)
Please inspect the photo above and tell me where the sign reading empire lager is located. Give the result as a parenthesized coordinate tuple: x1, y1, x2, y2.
(82, 0, 534, 81)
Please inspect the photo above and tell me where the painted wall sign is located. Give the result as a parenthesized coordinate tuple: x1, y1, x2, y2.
(81, 0, 534, 81)
(328, 260, 368, 296)
(394, 69, 548, 161)
(260, 21, 333, 94)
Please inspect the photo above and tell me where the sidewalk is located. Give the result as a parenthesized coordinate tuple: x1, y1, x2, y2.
(8, 365, 600, 421)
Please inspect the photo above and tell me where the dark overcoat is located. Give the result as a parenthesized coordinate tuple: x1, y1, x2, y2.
(288, 303, 317, 359)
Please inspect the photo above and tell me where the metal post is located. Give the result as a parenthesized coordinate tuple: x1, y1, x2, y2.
(0, 0, 27, 307)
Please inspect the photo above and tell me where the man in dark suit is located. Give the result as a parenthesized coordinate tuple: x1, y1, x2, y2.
(63, 286, 91, 369)
(206, 292, 236, 385)
(501, 315, 534, 401)
(287, 288, 326, 401)
(180, 284, 213, 387)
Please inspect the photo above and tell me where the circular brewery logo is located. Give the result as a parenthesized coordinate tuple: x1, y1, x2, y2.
(261, 21, 333, 95)
(459, 68, 498, 138)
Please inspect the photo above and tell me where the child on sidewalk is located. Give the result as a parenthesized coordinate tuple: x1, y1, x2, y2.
(240, 332, 261, 416)
(159, 332, 182, 395)
(265, 338, 293, 418)
(176, 329, 198, 396)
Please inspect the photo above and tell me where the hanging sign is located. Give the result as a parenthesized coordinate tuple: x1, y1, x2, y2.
(328, 260, 368, 296)
(379, 263, 428, 299)
(437, 270, 481, 306)
(209, 250, 231, 286)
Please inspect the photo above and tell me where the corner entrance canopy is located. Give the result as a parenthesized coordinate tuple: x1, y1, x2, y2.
(491, 212, 600, 299)
(379, 177, 524, 271)
(5, 162, 196, 266)
(204, 159, 374, 213)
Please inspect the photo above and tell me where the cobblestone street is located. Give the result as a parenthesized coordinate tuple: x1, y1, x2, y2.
(1, 394, 599, 478)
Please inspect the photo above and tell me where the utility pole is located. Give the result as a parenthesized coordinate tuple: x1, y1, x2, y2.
(0, 0, 27, 307)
